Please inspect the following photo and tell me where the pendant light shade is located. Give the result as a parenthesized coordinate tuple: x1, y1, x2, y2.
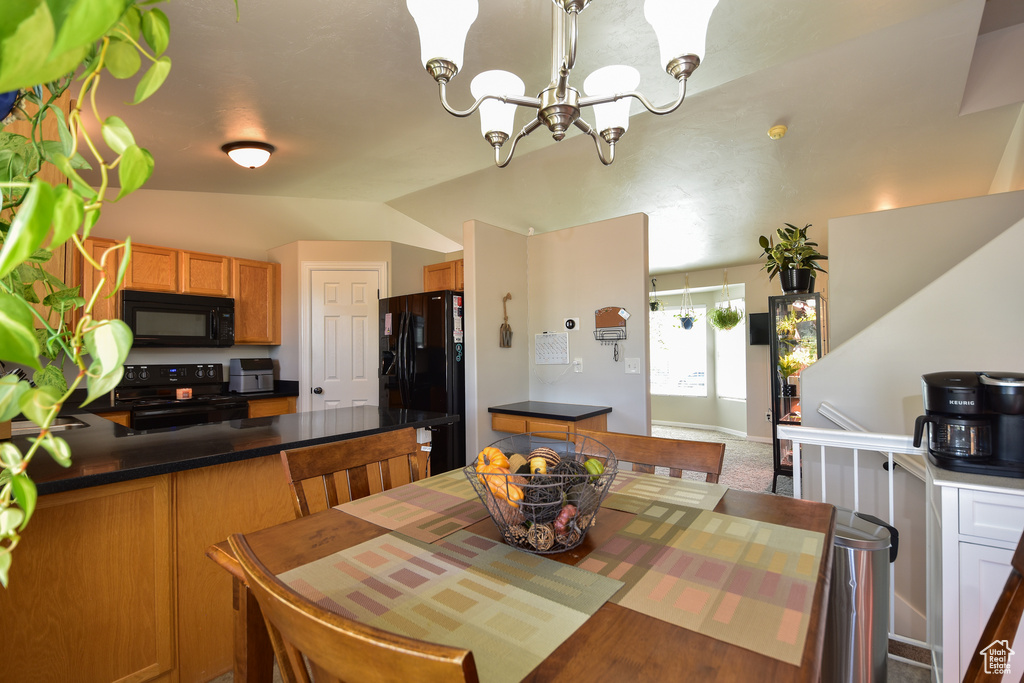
(471, 70, 525, 138)
(222, 141, 275, 169)
(644, 0, 720, 69)
(584, 65, 641, 134)
(407, 0, 479, 73)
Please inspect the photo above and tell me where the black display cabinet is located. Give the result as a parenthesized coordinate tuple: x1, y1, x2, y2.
(768, 292, 827, 492)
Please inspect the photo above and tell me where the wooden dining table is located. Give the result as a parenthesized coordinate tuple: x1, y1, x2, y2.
(207, 484, 836, 682)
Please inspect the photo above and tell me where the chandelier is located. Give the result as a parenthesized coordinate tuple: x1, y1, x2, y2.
(406, 0, 720, 168)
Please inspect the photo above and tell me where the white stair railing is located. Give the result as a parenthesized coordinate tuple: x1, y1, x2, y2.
(777, 423, 929, 653)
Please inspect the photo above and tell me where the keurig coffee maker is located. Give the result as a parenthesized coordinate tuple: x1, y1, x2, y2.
(914, 371, 1024, 477)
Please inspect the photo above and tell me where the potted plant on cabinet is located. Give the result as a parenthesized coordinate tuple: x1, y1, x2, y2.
(0, 0, 177, 587)
(758, 223, 828, 294)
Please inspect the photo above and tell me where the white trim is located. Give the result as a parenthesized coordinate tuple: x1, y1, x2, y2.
(651, 419, 747, 439)
(298, 261, 388, 413)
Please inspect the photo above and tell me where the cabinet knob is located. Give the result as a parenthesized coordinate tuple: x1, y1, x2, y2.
(312, 386, 323, 395)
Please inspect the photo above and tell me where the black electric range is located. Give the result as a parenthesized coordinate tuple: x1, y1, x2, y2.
(114, 363, 249, 430)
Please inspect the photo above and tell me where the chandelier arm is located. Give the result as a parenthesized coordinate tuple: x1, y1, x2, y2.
(437, 82, 541, 118)
(578, 77, 689, 117)
(573, 119, 614, 166)
(495, 119, 543, 168)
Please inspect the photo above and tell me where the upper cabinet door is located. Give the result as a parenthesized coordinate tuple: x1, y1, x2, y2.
(423, 259, 464, 291)
(80, 237, 122, 322)
(125, 244, 179, 293)
(180, 251, 232, 297)
(232, 258, 281, 345)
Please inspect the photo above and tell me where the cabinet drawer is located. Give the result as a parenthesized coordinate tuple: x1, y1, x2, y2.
(492, 414, 526, 433)
(526, 418, 572, 440)
(959, 488, 1024, 543)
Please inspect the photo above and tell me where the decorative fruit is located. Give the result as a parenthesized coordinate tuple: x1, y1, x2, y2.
(477, 447, 509, 470)
(529, 446, 561, 470)
(553, 504, 578, 536)
(529, 456, 547, 475)
(584, 458, 605, 481)
(508, 453, 528, 473)
(478, 463, 523, 507)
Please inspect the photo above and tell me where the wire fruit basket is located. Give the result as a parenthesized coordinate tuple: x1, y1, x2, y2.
(464, 432, 618, 554)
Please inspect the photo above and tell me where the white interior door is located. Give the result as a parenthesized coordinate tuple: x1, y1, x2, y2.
(309, 268, 380, 411)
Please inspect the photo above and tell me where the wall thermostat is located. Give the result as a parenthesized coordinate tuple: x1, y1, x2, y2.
(564, 317, 579, 330)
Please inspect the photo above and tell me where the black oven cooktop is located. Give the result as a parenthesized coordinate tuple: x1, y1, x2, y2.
(115, 363, 249, 429)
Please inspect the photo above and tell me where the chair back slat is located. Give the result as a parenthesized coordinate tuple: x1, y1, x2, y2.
(229, 533, 479, 683)
(280, 428, 422, 517)
(574, 428, 725, 484)
(964, 528, 1024, 682)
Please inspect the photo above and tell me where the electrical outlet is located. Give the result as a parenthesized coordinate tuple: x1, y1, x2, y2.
(573, 358, 583, 373)
(765, 411, 772, 422)
(625, 358, 640, 374)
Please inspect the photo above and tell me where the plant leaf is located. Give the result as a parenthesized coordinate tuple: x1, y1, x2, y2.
(104, 37, 141, 79)
(0, 293, 42, 369)
(10, 473, 37, 528)
(33, 364, 67, 395)
(115, 144, 153, 199)
(0, 546, 10, 588)
(51, 185, 84, 248)
(0, 376, 29, 422)
(42, 285, 82, 312)
(142, 8, 170, 57)
(0, 179, 55, 279)
(0, 508, 24, 536)
(18, 386, 60, 426)
(53, 154, 98, 199)
(83, 319, 131, 404)
(0, 442, 21, 468)
(51, 0, 128, 58)
(38, 434, 71, 468)
(101, 116, 135, 155)
(132, 55, 171, 104)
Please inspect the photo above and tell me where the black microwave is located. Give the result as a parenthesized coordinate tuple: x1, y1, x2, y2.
(121, 290, 234, 347)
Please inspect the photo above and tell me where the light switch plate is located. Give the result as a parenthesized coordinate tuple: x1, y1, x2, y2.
(625, 358, 640, 374)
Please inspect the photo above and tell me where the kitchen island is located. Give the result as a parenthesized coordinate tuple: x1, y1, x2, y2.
(0, 407, 458, 683)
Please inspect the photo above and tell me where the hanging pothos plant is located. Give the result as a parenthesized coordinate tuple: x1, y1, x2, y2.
(708, 270, 742, 331)
(0, 0, 191, 588)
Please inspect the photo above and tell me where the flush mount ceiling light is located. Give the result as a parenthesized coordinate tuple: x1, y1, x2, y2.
(221, 141, 275, 169)
(406, 0, 719, 168)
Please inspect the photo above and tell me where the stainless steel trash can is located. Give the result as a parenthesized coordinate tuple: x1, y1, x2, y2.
(822, 508, 899, 683)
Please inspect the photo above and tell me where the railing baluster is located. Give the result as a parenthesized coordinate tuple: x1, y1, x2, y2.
(820, 444, 826, 502)
(793, 440, 802, 499)
(853, 448, 860, 512)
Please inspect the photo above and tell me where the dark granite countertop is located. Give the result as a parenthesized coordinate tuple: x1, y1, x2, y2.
(17, 407, 457, 496)
(74, 382, 301, 414)
(487, 401, 612, 421)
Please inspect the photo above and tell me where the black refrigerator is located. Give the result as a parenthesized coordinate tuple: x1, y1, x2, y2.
(379, 290, 466, 474)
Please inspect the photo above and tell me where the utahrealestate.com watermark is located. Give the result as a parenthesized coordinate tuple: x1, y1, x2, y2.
(980, 640, 1015, 676)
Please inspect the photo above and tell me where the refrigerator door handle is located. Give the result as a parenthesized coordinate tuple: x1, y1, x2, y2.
(398, 311, 410, 406)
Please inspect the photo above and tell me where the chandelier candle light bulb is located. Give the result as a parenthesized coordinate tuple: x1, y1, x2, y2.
(406, 0, 720, 167)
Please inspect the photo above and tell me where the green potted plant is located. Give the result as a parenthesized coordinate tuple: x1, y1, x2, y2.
(0, 0, 178, 587)
(758, 223, 828, 294)
(708, 304, 742, 331)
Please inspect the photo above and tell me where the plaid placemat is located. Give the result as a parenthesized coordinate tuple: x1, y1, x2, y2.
(601, 470, 727, 513)
(579, 502, 825, 666)
(279, 530, 623, 683)
(336, 469, 490, 542)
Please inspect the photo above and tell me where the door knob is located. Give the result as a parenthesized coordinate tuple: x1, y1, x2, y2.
(312, 387, 324, 394)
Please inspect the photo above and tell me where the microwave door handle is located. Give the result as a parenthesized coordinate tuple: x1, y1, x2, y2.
(210, 310, 218, 339)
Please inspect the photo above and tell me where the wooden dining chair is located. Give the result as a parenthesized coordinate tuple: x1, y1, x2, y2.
(574, 428, 725, 483)
(228, 533, 479, 683)
(963, 527, 1024, 682)
(280, 427, 423, 517)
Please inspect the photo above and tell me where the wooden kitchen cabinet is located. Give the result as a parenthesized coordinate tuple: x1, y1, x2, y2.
(248, 396, 296, 418)
(0, 476, 176, 683)
(232, 258, 281, 345)
(489, 402, 610, 440)
(181, 250, 232, 297)
(80, 236, 122, 322)
(124, 243, 179, 293)
(423, 259, 464, 291)
(99, 410, 131, 426)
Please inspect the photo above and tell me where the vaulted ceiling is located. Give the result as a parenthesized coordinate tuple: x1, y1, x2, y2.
(85, 0, 1024, 273)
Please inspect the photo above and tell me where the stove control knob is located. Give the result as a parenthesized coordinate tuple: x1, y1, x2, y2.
(125, 369, 136, 381)
(140, 370, 149, 381)
(195, 369, 204, 378)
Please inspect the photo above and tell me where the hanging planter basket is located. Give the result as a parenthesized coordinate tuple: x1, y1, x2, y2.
(677, 274, 699, 330)
(649, 278, 663, 311)
(708, 305, 742, 330)
(708, 270, 742, 330)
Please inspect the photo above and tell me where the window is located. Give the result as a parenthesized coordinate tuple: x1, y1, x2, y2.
(714, 299, 746, 400)
(650, 306, 707, 396)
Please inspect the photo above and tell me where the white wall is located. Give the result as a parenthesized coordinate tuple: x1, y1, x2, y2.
(526, 214, 650, 435)
(463, 220, 530, 457)
(827, 189, 1024, 347)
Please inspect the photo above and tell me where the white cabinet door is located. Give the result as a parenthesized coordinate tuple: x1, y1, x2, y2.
(958, 541, 1024, 680)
